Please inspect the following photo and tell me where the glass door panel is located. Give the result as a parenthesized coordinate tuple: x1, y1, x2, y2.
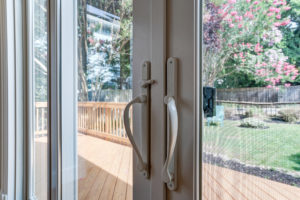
(33, 0, 49, 199)
(77, 1, 133, 199)
(202, 0, 300, 199)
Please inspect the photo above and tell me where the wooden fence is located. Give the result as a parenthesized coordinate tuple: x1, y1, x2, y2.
(217, 86, 300, 103)
(217, 100, 300, 118)
(35, 102, 132, 145)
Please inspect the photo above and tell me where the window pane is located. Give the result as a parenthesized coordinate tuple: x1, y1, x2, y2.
(34, 0, 48, 199)
(77, 1, 133, 199)
(202, 0, 300, 199)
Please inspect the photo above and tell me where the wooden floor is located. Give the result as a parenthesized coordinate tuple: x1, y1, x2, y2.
(35, 134, 300, 200)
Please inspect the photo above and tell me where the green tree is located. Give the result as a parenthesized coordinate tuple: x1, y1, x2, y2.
(280, 0, 300, 84)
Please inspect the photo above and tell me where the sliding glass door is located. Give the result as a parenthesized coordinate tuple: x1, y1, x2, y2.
(201, 0, 300, 199)
(76, 1, 133, 199)
(27, 0, 166, 199)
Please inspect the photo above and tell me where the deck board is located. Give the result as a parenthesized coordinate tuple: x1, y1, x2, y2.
(35, 135, 300, 200)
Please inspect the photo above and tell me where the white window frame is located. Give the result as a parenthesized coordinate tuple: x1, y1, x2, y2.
(0, 0, 26, 199)
(0, 0, 77, 199)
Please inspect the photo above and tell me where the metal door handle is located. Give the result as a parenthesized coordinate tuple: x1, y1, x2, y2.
(162, 57, 178, 190)
(123, 61, 153, 178)
(162, 96, 178, 190)
(124, 95, 149, 177)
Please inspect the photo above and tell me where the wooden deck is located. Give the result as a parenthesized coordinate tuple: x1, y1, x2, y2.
(202, 163, 300, 200)
(35, 134, 300, 200)
(78, 134, 132, 200)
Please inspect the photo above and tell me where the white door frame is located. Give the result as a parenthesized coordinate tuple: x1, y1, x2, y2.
(0, 0, 172, 199)
(0, 0, 27, 199)
(165, 0, 200, 199)
(0, 0, 16, 199)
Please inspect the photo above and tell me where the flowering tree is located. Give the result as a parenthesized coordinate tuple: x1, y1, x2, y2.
(204, 0, 299, 88)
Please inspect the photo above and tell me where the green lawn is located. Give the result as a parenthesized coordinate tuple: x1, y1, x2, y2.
(203, 120, 300, 173)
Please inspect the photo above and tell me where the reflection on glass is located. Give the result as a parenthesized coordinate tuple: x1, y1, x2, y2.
(34, 0, 48, 199)
(77, 1, 133, 199)
(202, 0, 300, 199)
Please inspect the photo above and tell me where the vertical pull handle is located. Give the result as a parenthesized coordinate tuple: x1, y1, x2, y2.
(162, 57, 178, 190)
(123, 61, 154, 178)
(124, 95, 149, 177)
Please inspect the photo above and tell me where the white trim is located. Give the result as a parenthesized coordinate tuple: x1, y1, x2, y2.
(194, 0, 202, 199)
(14, 0, 26, 198)
(25, 0, 36, 198)
(0, 0, 16, 199)
(60, 0, 77, 199)
(49, 0, 62, 198)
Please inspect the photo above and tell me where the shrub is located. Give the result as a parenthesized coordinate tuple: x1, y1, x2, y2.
(277, 109, 299, 123)
(207, 121, 219, 126)
(244, 109, 254, 118)
(240, 118, 267, 129)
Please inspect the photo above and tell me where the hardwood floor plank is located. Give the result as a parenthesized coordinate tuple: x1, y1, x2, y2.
(125, 149, 133, 200)
(113, 147, 131, 200)
(98, 148, 125, 200)
(203, 166, 234, 200)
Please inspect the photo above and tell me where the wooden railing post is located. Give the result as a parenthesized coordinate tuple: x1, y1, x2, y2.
(105, 108, 111, 134)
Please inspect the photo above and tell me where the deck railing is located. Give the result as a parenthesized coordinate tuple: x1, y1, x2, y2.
(35, 102, 132, 145)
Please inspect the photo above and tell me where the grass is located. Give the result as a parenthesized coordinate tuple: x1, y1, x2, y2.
(203, 120, 300, 173)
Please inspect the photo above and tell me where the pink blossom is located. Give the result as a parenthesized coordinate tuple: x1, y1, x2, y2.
(284, 83, 291, 87)
(284, 6, 291, 10)
(239, 52, 244, 58)
(267, 12, 274, 16)
(244, 11, 254, 19)
(266, 85, 272, 88)
(246, 43, 252, 48)
(238, 24, 243, 28)
(274, 22, 281, 26)
(229, 23, 235, 28)
(231, 11, 238, 16)
(274, 8, 281, 13)
(253, 1, 259, 5)
(269, 7, 276, 12)
(227, 18, 233, 22)
(276, 15, 281, 19)
(235, 15, 243, 22)
(280, 19, 291, 26)
(234, 53, 238, 58)
(291, 76, 297, 80)
(228, 0, 236, 4)
(276, 68, 283, 74)
(246, 0, 251, 2)
(254, 43, 263, 53)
